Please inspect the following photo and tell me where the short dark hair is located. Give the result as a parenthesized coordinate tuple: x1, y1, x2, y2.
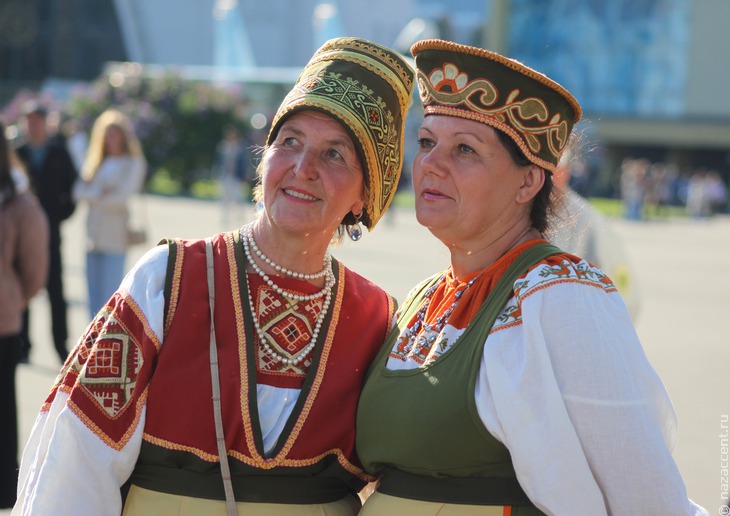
(21, 100, 48, 118)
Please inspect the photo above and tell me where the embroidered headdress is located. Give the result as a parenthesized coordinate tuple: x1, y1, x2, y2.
(411, 39, 581, 172)
(267, 37, 414, 229)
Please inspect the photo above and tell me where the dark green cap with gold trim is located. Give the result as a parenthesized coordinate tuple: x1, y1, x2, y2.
(411, 39, 581, 172)
(267, 37, 414, 229)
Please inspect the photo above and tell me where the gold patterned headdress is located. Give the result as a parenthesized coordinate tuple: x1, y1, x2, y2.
(267, 37, 414, 229)
(411, 39, 581, 172)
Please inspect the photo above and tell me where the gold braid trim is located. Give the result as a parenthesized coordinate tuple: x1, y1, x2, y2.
(122, 290, 163, 351)
(142, 430, 375, 481)
(270, 260, 346, 461)
(143, 432, 220, 462)
(423, 104, 559, 172)
(412, 38, 582, 122)
(318, 37, 414, 95)
(68, 389, 148, 452)
(309, 50, 413, 114)
(164, 238, 185, 337)
(227, 231, 264, 462)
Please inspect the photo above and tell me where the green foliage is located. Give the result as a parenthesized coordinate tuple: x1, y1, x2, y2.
(587, 197, 624, 218)
(66, 66, 249, 192)
(589, 196, 687, 219)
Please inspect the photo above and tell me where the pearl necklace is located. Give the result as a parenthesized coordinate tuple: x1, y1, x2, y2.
(246, 225, 331, 280)
(245, 277, 332, 365)
(240, 226, 335, 365)
(242, 226, 335, 302)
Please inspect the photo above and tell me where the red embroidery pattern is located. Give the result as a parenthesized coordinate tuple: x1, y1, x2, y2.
(45, 294, 153, 449)
(71, 306, 142, 416)
(254, 285, 324, 377)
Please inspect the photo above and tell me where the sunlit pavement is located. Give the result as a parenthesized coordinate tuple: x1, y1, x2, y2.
(6, 196, 728, 513)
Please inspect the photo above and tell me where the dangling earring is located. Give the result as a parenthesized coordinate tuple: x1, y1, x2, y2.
(347, 211, 363, 241)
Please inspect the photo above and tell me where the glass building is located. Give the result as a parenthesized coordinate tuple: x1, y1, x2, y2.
(508, 0, 691, 118)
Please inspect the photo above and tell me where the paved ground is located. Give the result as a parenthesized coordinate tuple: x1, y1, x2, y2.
(6, 195, 729, 513)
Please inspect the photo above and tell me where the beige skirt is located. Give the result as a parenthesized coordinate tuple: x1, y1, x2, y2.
(122, 485, 361, 516)
(359, 491, 509, 516)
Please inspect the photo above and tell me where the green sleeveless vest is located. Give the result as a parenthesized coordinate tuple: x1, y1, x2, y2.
(356, 243, 560, 510)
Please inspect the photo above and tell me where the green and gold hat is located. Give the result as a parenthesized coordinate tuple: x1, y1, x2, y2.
(267, 37, 414, 229)
(411, 39, 581, 172)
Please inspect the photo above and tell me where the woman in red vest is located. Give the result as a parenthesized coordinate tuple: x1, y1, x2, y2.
(356, 39, 706, 515)
(14, 37, 413, 516)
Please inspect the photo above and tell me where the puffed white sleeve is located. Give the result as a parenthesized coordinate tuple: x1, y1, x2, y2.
(13, 244, 169, 516)
(476, 262, 707, 515)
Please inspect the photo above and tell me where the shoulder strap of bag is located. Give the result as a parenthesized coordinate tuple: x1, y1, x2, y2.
(205, 237, 238, 516)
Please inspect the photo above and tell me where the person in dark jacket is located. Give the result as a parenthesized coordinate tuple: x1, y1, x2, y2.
(16, 100, 78, 364)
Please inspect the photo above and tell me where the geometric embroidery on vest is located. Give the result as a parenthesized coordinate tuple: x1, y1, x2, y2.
(253, 283, 324, 376)
(75, 306, 143, 417)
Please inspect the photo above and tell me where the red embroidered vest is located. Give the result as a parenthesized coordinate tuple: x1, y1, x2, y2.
(129, 231, 395, 503)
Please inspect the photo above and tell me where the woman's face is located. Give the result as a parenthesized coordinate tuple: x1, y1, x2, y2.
(413, 115, 535, 247)
(104, 125, 126, 156)
(261, 110, 365, 237)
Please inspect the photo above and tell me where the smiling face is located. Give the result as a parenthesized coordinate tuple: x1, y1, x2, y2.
(261, 110, 365, 238)
(413, 115, 542, 249)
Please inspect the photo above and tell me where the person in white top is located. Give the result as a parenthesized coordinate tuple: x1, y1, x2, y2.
(73, 109, 146, 319)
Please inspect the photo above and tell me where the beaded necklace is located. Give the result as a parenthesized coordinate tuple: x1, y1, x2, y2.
(242, 224, 335, 302)
(394, 273, 480, 359)
(247, 226, 330, 280)
(241, 225, 334, 365)
(394, 226, 535, 360)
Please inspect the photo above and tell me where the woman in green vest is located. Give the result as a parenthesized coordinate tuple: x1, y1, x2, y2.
(356, 39, 706, 515)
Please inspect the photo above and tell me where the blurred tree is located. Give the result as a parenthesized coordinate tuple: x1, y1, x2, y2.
(66, 64, 248, 192)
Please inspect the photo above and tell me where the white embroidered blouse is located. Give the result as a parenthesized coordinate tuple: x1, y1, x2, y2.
(384, 249, 706, 515)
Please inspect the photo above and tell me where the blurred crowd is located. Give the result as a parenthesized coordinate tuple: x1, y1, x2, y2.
(617, 157, 728, 221)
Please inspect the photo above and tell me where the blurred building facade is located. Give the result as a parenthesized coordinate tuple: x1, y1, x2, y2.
(0, 0, 126, 102)
(495, 0, 730, 195)
(1, 0, 728, 193)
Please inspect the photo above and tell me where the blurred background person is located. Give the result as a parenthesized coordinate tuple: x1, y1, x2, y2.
(61, 118, 89, 172)
(643, 162, 671, 219)
(213, 123, 248, 226)
(0, 120, 49, 508)
(705, 170, 728, 215)
(15, 100, 77, 365)
(685, 168, 709, 218)
(549, 147, 641, 319)
(619, 157, 648, 221)
(73, 109, 146, 320)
